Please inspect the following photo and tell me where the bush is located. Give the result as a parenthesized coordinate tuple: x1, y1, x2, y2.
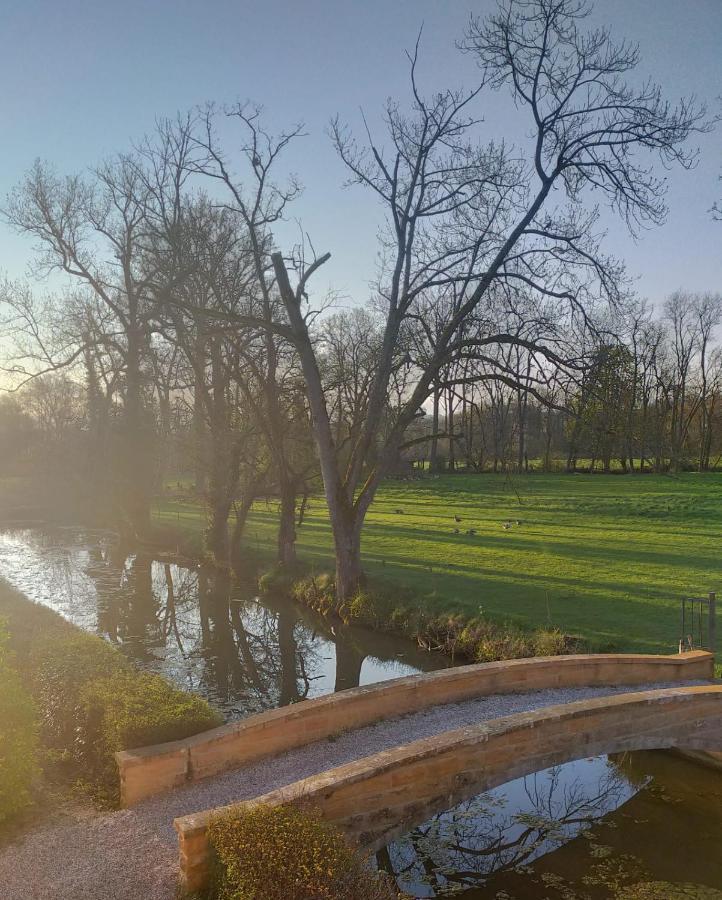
(28, 631, 126, 750)
(291, 573, 336, 616)
(0, 621, 38, 825)
(258, 562, 306, 596)
(22, 624, 221, 801)
(1, 589, 222, 801)
(208, 805, 398, 900)
(293, 574, 582, 665)
(533, 627, 576, 657)
(0, 587, 71, 662)
(78, 670, 222, 790)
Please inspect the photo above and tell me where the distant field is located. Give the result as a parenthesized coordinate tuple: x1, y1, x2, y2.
(155, 473, 722, 654)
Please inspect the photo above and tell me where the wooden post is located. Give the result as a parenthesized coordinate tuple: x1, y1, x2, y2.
(709, 592, 716, 657)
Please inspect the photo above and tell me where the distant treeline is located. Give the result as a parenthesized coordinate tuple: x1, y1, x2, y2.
(401, 292, 722, 475)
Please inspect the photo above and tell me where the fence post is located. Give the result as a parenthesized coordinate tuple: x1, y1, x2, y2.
(709, 592, 716, 657)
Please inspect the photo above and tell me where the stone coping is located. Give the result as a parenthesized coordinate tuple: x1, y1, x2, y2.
(115, 650, 713, 806)
(175, 682, 722, 837)
(174, 682, 722, 891)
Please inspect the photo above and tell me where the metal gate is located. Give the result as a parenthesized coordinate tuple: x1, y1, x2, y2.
(679, 592, 717, 654)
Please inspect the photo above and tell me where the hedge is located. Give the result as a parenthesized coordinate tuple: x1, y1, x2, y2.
(0, 620, 38, 826)
(78, 669, 221, 789)
(0, 583, 222, 804)
(208, 805, 399, 900)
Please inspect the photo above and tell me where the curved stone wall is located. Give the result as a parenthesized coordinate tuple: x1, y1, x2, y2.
(175, 682, 722, 893)
(116, 650, 713, 807)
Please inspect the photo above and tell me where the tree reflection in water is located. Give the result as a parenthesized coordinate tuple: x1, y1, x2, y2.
(379, 757, 635, 897)
(0, 526, 442, 720)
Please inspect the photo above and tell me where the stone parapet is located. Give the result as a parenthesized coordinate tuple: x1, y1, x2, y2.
(174, 681, 722, 893)
(116, 650, 713, 807)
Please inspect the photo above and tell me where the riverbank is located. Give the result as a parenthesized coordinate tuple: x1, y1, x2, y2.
(153, 472, 722, 654)
(0, 577, 221, 824)
(4, 469, 717, 662)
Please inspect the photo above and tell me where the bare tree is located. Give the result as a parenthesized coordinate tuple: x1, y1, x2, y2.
(3, 158, 161, 533)
(693, 293, 722, 471)
(187, 105, 319, 566)
(270, 0, 705, 604)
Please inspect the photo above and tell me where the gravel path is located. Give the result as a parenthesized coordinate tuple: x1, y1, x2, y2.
(0, 681, 708, 900)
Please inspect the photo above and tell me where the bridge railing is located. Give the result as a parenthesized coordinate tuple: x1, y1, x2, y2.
(115, 650, 713, 807)
(174, 683, 722, 894)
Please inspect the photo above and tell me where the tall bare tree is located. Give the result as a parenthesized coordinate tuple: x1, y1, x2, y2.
(270, 0, 705, 604)
(4, 158, 160, 533)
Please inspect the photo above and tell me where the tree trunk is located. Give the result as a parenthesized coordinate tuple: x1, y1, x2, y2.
(272, 252, 371, 610)
(447, 387, 456, 472)
(277, 478, 297, 566)
(123, 306, 152, 536)
(207, 498, 231, 567)
(333, 512, 364, 606)
(230, 492, 255, 566)
(566, 415, 581, 473)
(429, 385, 440, 472)
(193, 383, 207, 495)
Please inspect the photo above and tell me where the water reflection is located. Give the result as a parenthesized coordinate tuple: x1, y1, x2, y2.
(380, 756, 634, 897)
(380, 751, 722, 898)
(0, 526, 446, 720)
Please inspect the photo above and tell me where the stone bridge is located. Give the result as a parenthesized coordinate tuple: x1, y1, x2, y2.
(115, 651, 717, 893)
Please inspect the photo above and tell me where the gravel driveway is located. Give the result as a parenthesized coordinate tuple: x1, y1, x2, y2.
(0, 681, 706, 900)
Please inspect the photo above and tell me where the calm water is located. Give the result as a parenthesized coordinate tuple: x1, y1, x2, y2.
(380, 747, 722, 898)
(0, 526, 446, 720)
(3, 526, 722, 898)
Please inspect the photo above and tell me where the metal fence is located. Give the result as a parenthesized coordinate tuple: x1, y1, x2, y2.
(680, 592, 717, 654)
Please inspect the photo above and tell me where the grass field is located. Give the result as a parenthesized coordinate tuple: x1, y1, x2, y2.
(155, 472, 722, 655)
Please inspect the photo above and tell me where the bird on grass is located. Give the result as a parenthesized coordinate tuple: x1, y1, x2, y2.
(502, 522, 512, 530)
(453, 528, 460, 534)
(466, 528, 477, 536)
(454, 515, 462, 522)
(394, 508, 405, 515)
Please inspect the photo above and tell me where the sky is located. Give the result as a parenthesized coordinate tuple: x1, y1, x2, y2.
(0, 0, 720, 310)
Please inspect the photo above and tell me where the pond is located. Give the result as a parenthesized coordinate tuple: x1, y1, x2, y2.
(0, 525, 447, 720)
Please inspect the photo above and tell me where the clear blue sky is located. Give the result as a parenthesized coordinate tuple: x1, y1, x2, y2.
(1, 0, 720, 307)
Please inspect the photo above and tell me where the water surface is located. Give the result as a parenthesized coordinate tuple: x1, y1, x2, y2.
(380, 750, 722, 898)
(0, 525, 446, 720)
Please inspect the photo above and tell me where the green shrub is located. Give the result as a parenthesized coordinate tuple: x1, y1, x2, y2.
(0, 621, 38, 825)
(533, 627, 576, 657)
(78, 670, 222, 790)
(292, 572, 583, 665)
(208, 805, 398, 900)
(291, 573, 336, 616)
(258, 562, 306, 596)
(28, 631, 127, 750)
(0, 588, 71, 663)
(23, 625, 221, 801)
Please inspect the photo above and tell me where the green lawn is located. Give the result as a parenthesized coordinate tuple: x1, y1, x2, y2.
(155, 472, 722, 654)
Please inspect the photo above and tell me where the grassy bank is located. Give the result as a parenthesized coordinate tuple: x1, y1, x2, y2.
(154, 472, 722, 654)
(0, 578, 221, 815)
